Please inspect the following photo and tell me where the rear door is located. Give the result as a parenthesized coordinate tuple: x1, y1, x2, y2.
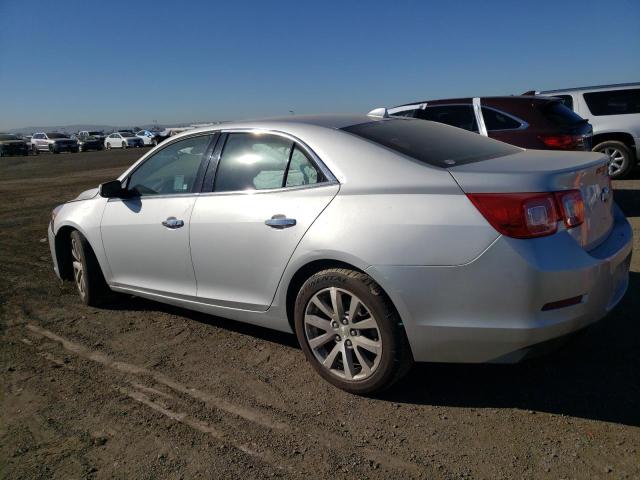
(190, 131, 339, 311)
(100, 133, 215, 296)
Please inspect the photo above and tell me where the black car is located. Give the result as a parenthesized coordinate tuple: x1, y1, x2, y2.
(0, 133, 29, 157)
(73, 133, 103, 152)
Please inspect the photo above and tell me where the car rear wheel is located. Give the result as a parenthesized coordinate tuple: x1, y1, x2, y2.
(122, 141, 127, 149)
(593, 140, 634, 179)
(294, 268, 413, 395)
(70, 231, 111, 307)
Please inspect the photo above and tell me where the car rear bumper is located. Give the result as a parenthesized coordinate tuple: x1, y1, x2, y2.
(370, 203, 633, 363)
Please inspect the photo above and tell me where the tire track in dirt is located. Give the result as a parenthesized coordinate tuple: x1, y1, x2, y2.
(25, 322, 426, 478)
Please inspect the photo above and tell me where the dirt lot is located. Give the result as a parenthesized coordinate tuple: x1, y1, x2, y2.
(1, 149, 639, 479)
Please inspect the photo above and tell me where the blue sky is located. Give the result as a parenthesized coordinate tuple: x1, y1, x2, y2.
(0, 0, 638, 130)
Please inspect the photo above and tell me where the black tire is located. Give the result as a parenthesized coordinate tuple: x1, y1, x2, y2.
(152, 138, 158, 146)
(69, 231, 111, 307)
(32, 145, 39, 155)
(294, 268, 413, 395)
(122, 141, 127, 149)
(106, 142, 111, 150)
(593, 140, 634, 179)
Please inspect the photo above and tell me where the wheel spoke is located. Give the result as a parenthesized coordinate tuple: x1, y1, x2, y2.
(353, 336, 381, 355)
(341, 343, 355, 380)
(305, 314, 332, 332)
(353, 346, 372, 376)
(323, 343, 341, 368)
(347, 297, 361, 320)
(352, 316, 377, 330)
(308, 332, 335, 349)
(329, 287, 344, 321)
(311, 297, 334, 319)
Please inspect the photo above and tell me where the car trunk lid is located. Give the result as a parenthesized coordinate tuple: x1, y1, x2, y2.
(449, 150, 613, 250)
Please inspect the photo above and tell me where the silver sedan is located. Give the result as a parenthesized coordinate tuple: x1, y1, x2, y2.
(48, 114, 633, 393)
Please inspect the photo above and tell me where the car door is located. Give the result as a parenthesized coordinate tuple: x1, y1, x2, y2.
(100, 133, 215, 296)
(190, 131, 339, 311)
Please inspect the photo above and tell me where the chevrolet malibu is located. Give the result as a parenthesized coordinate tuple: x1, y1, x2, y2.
(48, 114, 632, 394)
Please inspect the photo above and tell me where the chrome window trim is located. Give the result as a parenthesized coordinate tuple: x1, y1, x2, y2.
(480, 105, 529, 132)
(209, 128, 339, 194)
(472, 98, 488, 136)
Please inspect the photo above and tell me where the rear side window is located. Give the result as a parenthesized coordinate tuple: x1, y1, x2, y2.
(214, 133, 327, 192)
(416, 105, 478, 132)
(583, 88, 640, 116)
(540, 101, 585, 125)
(342, 118, 520, 168)
(481, 107, 522, 131)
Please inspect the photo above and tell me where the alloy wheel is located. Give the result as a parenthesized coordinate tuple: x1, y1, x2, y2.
(71, 237, 86, 299)
(603, 146, 625, 176)
(304, 287, 382, 381)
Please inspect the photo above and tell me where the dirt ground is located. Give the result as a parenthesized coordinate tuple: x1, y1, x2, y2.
(1, 149, 639, 480)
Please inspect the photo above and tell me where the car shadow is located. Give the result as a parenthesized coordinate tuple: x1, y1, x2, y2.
(384, 271, 640, 427)
(613, 187, 640, 217)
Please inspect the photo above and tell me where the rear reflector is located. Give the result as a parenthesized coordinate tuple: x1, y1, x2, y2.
(467, 190, 585, 239)
(541, 295, 583, 311)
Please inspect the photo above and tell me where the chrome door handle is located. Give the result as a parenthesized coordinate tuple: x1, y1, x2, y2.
(162, 217, 184, 229)
(265, 214, 296, 229)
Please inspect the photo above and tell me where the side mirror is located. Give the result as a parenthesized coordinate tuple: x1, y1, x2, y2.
(99, 180, 127, 198)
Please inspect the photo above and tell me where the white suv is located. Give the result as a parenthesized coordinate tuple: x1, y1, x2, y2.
(535, 83, 640, 178)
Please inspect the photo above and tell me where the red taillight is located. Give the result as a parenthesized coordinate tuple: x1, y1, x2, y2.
(554, 190, 584, 228)
(467, 190, 585, 239)
(467, 193, 559, 238)
(539, 134, 581, 150)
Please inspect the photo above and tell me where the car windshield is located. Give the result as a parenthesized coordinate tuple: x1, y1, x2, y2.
(47, 133, 69, 139)
(0, 134, 18, 140)
(342, 118, 520, 167)
(120, 132, 135, 137)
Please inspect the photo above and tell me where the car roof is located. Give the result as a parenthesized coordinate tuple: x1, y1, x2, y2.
(539, 82, 640, 94)
(393, 95, 551, 108)
(170, 114, 383, 139)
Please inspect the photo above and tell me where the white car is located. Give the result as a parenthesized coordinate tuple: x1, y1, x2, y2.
(104, 132, 144, 149)
(136, 130, 162, 146)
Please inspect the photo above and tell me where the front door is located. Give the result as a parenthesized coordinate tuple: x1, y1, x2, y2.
(101, 133, 214, 296)
(190, 132, 338, 311)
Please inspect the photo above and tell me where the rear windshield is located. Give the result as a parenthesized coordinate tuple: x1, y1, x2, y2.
(583, 88, 640, 116)
(47, 133, 69, 139)
(341, 118, 520, 167)
(540, 101, 585, 125)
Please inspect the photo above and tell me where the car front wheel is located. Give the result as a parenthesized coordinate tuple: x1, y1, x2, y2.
(294, 268, 413, 395)
(593, 140, 634, 179)
(69, 231, 111, 307)
(106, 143, 111, 150)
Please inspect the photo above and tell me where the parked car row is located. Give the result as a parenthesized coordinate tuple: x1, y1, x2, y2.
(387, 82, 639, 178)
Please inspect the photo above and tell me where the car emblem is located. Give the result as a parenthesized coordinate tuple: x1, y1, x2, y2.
(600, 186, 610, 202)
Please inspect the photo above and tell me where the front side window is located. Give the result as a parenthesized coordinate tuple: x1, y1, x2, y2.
(127, 134, 212, 196)
(416, 105, 478, 132)
(583, 88, 640, 116)
(481, 107, 522, 131)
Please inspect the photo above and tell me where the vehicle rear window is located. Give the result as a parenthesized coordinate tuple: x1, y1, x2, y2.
(583, 88, 640, 116)
(341, 118, 520, 168)
(540, 101, 585, 125)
